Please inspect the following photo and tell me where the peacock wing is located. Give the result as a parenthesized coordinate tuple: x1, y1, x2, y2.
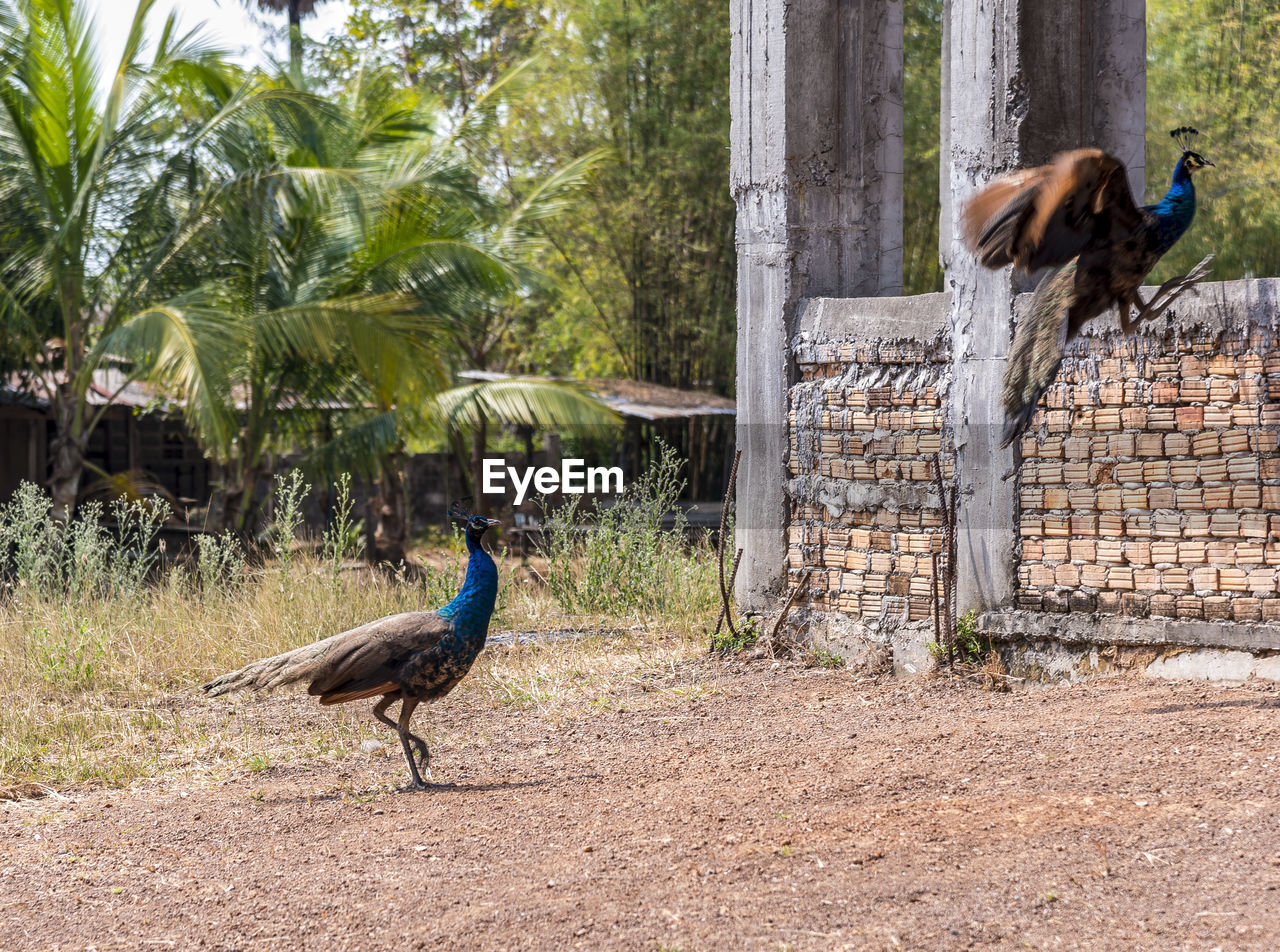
(961, 165, 1052, 268)
(1016, 150, 1142, 270)
(964, 149, 1142, 272)
(1001, 262, 1077, 447)
(304, 611, 454, 699)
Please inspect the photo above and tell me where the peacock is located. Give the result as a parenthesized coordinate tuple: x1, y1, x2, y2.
(202, 501, 501, 791)
(962, 126, 1215, 446)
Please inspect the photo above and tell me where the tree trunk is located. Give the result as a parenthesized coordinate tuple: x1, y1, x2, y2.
(470, 418, 489, 516)
(47, 432, 84, 523)
(288, 1, 303, 73)
(372, 452, 407, 564)
(207, 457, 270, 542)
(47, 389, 86, 522)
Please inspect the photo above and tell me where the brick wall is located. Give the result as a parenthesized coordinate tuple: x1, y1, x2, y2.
(787, 296, 952, 628)
(1015, 314, 1280, 623)
(784, 280, 1280, 644)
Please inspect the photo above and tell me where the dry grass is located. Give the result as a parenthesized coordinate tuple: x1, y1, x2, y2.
(0, 547, 721, 795)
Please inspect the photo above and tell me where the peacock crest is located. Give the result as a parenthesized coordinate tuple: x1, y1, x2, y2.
(1170, 125, 1200, 153)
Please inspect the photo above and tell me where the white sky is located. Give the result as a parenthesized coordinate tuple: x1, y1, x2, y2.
(84, 0, 354, 72)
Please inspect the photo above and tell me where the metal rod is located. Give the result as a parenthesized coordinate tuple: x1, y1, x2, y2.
(770, 568, 813, 655)
(715, 449, 742, 641)
(711, 547, 744, 641)
(933, 451, 956, 666)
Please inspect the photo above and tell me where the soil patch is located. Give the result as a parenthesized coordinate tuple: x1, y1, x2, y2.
(3, 664, 1279, 951)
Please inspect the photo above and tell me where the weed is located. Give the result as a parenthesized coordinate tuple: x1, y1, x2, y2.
(710, 616, 758, 653)
(27, 621, 104, 687)
(809, 647, 845, 669)
(418, 527, 468, 608)
(321, 473, 363, 575)
(927, 608, 989, 665)
(268, 471, 309, 573)
(0, 483, 169, 602)
(539, 442, 719, 619)
(2, 481, 59, 593)
(196, 531, 246, 593)
(107, 495, 170, 596)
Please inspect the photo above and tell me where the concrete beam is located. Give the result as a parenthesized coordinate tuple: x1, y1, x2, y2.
(944, 0, 1147, 615)
(731, 0, 904, 611)
(984, 611, 1280, 654)
(797, 292, 951, 343)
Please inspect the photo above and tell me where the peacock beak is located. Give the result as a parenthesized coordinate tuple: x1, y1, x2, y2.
(485, 518, 502, 530)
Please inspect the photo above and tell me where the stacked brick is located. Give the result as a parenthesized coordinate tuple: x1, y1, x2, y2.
(787, 336, 952, 623)
(1016, 329, 1280, 621)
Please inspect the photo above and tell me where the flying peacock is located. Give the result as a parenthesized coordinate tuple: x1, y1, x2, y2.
(203, 501, 501, 791)
(962, 126, 1215, 447)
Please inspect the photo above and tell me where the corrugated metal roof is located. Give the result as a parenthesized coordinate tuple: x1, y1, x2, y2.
(457, 371, 735, 422)
(1, 368, 174, 410)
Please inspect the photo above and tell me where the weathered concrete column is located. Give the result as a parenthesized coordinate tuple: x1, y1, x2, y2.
(945, 0, 1146, 613)
(731, 0, 904, 610)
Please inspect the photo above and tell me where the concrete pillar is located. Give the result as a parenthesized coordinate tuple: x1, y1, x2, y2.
(1092, 0, 1146, 201)
(945, 0, 1146, 613)
(731, 0, 904, 610)
(940, 2, 1145, 262)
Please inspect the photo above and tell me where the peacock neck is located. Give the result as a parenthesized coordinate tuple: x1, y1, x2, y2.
(1145, 154, 1197, 251)
(438, 534, 498, 637)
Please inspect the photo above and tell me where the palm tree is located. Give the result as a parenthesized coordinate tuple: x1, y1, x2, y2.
(258, 69, 614, 559)
(243, 0, 325, 74)
(307, 68, 614, 555)
(104, 65, 502, 539)
(0, 0, 234, 519)
(104, 66, 597, 548)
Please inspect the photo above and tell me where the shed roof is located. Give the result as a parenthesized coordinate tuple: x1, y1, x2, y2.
(457, 371, 735, 422)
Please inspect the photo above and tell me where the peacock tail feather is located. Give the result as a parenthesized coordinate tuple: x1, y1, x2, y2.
(1001, 260, 1076, 447)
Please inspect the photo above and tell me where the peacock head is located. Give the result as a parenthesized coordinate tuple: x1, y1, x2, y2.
(449, 499, 500, 543)
(1171, 126, 1214, 173)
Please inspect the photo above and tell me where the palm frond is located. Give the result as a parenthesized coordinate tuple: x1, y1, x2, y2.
(424, 378, 620, 434)
(450, 55, 540, 149)
(93, 301, 243, 457)
(251, 293, 415, 361)
(498, 149, 609, 251)
(296, 409, 402, 481)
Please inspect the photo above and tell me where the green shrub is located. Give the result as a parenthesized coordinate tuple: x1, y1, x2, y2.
(28, 619, 105, 687)
(539, 443, 719, 619)
(0, 481, 168, 602)
(320, 473, 363, 575)
(195, 531, 246, 593)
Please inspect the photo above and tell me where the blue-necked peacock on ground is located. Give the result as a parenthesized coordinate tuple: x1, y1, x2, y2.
(963, 126, 1215, 446)
(203, 501, 501, 791)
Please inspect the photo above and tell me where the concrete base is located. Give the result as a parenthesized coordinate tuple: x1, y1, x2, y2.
(983, 610, 1280, 653)
(780, 609, 936, 676)
(997, 639, 1280, 686)
(775, 608, 1280, 686)
(985, 611, 1280, 684)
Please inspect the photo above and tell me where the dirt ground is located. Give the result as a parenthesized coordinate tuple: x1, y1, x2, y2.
(3, 662, 1279, 952)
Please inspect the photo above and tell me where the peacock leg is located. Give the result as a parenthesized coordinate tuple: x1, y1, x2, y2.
(396, 696, 432, 790)
(1133, 254, 1215, 327)
(372, 692, 401, 731)
(374, 692, 430, 767)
